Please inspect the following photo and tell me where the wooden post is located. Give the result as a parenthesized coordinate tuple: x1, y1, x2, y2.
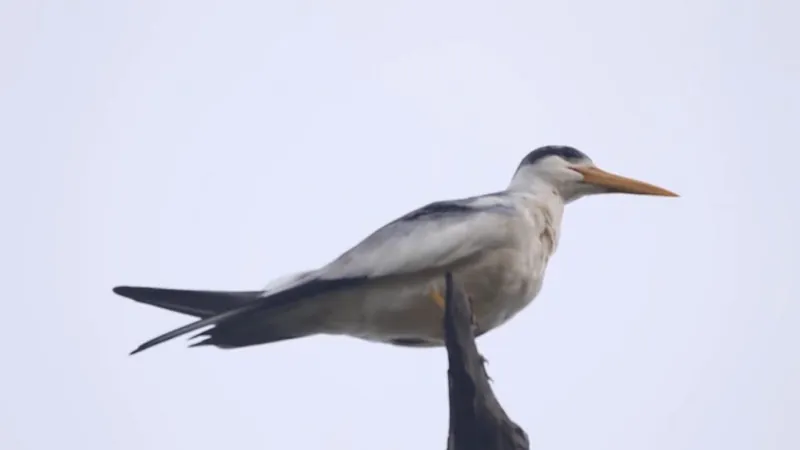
(443, 272, 530, 450)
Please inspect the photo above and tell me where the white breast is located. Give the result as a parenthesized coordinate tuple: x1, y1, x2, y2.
(467, 199, 561, 332)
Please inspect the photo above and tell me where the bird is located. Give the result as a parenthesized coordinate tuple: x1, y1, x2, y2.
(114, 145, 678, 355)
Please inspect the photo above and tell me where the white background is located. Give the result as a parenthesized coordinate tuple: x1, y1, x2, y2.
(2, 1, 798, 449)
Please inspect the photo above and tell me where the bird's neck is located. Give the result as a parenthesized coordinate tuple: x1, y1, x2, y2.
(507, 180, 566, 250)
(507, 177, 565, 211)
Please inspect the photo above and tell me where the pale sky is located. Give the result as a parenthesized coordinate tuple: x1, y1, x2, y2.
(2, 1, 798, 449)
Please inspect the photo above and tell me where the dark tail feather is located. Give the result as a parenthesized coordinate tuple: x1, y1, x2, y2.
(127, 302, 266, 355)
(113, 286, 261, 318)
(119, 276, 366, 356)
(188, 338, 214, 348)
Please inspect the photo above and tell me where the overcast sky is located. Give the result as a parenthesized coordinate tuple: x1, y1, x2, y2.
(2, 1, 798, 449)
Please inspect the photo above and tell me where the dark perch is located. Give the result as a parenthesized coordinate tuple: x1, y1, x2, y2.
(443, 272, 530, 450)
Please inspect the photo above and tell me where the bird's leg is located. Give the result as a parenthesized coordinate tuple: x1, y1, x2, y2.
(428, 285, 480, 335)
(428, 286, 446, 310)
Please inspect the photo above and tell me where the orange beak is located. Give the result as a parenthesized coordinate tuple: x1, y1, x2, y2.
(571, 166, 679, 197)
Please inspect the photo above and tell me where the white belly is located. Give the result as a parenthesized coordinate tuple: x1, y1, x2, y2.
(327, 245, 548, 346)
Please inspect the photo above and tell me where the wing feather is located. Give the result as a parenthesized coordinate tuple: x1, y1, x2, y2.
(320, 194, 517, 279)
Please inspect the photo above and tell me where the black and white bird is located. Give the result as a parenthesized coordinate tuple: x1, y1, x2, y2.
(114, 145, 678, 355)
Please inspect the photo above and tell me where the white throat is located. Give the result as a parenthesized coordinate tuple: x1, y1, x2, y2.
(507, 181, 565, 253)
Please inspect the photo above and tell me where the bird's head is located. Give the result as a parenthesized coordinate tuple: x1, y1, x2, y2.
(509, 145, 678, 202)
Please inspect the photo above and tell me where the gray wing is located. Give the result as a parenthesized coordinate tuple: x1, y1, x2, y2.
(318, 193, 518, 280)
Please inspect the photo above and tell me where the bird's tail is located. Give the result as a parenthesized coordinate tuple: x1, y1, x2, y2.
(114, 277, 365, 355)
(113, 286, 260, 318)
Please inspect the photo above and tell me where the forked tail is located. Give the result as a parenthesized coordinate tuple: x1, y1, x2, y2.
(114, 277, 365, 355)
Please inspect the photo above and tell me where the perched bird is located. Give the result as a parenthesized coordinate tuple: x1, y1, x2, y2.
(115, 145, 677, 355)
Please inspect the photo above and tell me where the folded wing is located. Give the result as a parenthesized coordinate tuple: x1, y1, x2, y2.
(320, 194, 516, 279)
(127, 194, 517, 354)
